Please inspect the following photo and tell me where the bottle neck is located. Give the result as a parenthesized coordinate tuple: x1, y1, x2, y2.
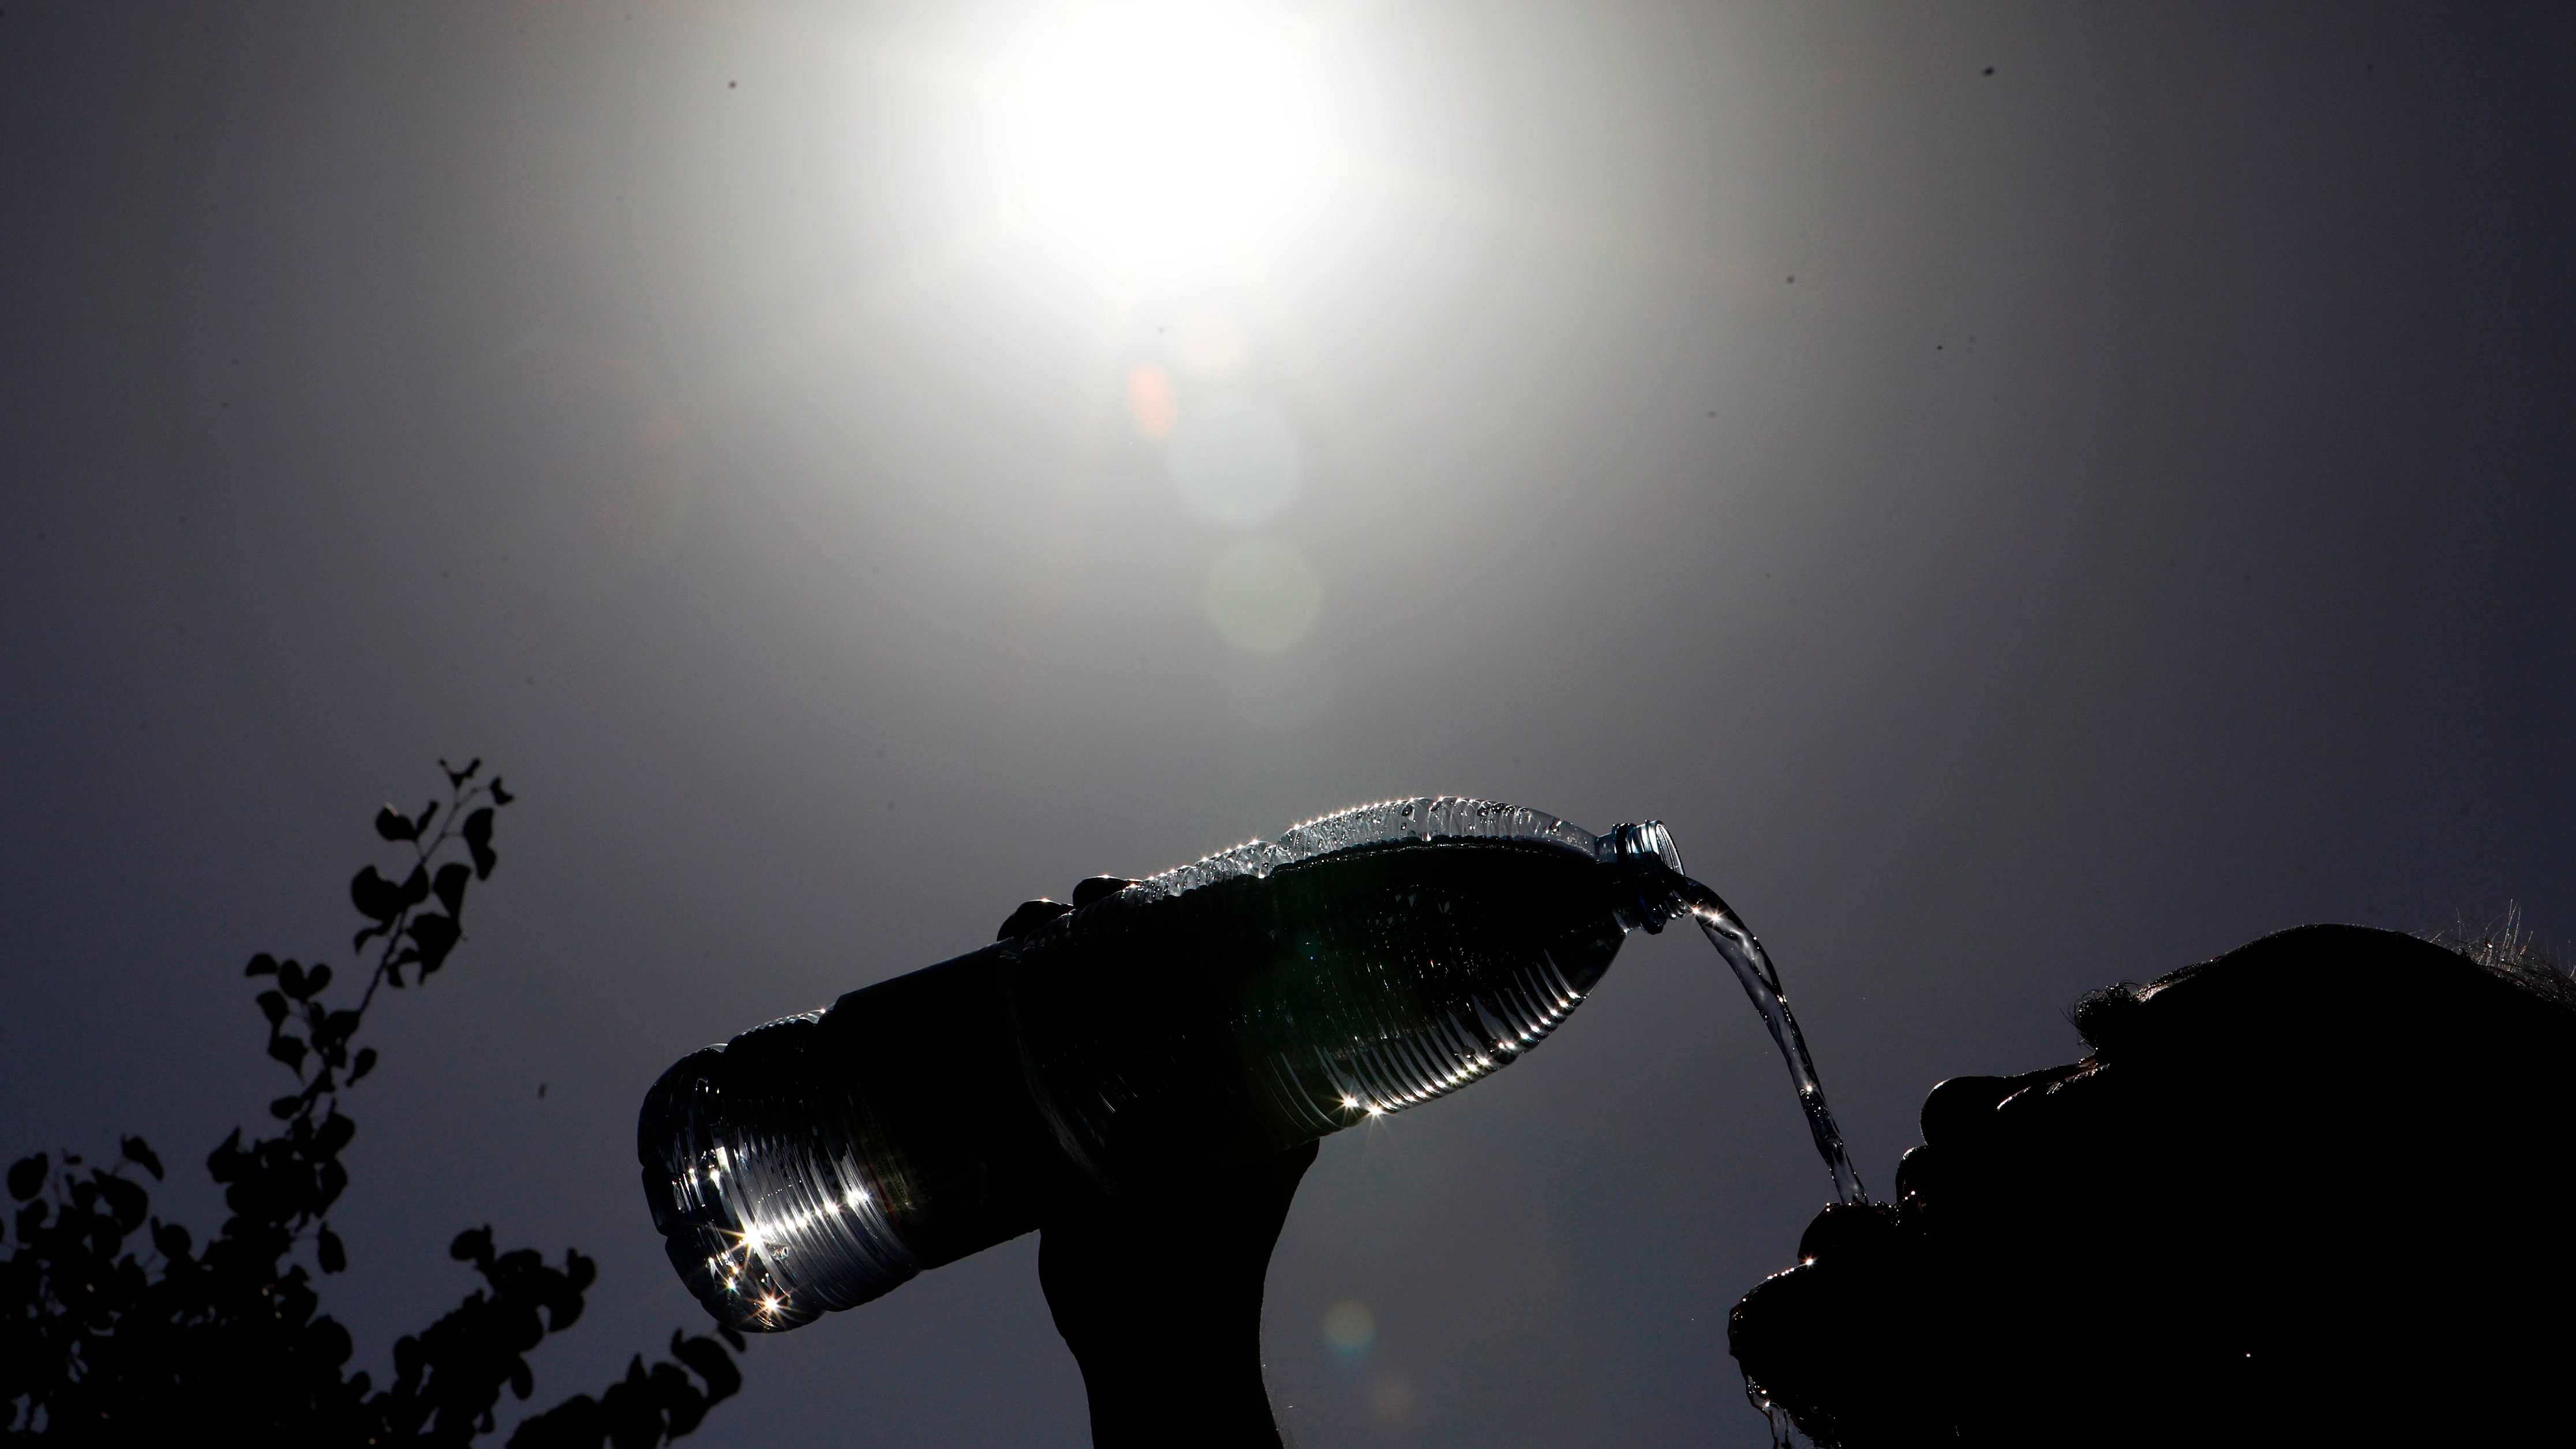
(1604, 821, 1689, 933)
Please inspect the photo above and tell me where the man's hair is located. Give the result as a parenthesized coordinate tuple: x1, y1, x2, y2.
(2429, 903, 2576, 1013)
(2066, 905, 2574, 1054)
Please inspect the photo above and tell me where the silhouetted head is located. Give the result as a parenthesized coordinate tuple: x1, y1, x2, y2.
(1730, 923, 2576, 1448)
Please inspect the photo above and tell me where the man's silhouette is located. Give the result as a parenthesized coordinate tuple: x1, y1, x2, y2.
(1039, 922, 2575, 1446)
(1729, 923, 2576, 1447)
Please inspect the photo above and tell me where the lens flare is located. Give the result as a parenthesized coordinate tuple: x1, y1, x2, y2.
(1321, 1298, 1376, 1353)
(1169, 396, 1301, 526)
(1204, 537, 1322, 652)
(1125, 363, 1178, 438)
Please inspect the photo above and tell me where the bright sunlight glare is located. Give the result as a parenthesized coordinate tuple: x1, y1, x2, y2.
(978, 1, 1342, 274)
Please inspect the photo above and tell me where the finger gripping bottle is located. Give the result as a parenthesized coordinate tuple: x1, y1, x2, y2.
(640, 797, 1710, 1332)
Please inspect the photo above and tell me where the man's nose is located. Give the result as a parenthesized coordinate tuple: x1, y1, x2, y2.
(1899, 1071, 2064, 1204)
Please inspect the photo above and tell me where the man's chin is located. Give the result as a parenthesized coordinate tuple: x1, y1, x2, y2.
(1728, 1202, 2320, 1449)
(1727, 1203, 1959, 1448)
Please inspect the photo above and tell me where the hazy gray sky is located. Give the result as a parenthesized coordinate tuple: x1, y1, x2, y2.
(5, 2, 2572, 1444)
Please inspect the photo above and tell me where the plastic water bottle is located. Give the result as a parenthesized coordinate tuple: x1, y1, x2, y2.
(639, 796, 1860, 1333)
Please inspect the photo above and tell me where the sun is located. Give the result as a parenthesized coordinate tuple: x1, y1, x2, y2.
(976, 0, 1342, 274)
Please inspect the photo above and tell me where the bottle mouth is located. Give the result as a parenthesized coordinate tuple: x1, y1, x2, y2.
(1605, 821, 1687, 932)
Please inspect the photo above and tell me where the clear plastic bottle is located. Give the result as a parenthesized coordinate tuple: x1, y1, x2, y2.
(639, 796, 1847, 1334)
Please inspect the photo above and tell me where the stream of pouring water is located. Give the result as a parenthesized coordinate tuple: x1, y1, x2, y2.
(1678, 878, 1867, 1206)
(1673, 876, 1859, 1446)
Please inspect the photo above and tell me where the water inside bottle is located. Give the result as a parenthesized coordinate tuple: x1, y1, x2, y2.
(1006, 827, 1631, 1188)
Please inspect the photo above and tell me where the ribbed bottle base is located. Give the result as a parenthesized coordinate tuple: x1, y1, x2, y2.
(639, 1013, 920, 1331)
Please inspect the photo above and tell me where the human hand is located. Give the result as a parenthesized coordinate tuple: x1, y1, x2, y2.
(1039, 1136, 1318, 1448)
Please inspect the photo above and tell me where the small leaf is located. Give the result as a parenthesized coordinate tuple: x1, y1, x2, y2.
(350, 866, 405, 923)
(317, 1112, 355, 1154)
(270, 1095, 302, 1119)
(245, 953, 279, 977)
(350, 1047, 378, 1081)
(416, 800, 440, 834)
(399, 864, 430, 909)
(317, 1226, 346, 1274)
(7, 1154, 46, 1201)
(207, 1128, 243, 1178)
(268, 1034, 309, 1069)
(490, 777, 514, 805)
(121, 1136, 164, 1181)
(409, 913, 461, 975)
(655, 1363, 711, 1436)
(462, 807, 497, 879)
(432, 861, 470, 919)
(441, 757, 482, 786)
(96, 1172, 148, 1231)
(304, 963, 333, 997)
(451, 1225, 494, 1264)
(670, 1331, 743, 1403)
(375, 805, 420, 842)
(279, 960, 309, 999)
(256, 990, 290, 1026)
(153, 1219, 193, 1260)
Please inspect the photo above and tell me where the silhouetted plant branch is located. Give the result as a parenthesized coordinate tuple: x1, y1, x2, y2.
(2, 762, 743, 1446)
